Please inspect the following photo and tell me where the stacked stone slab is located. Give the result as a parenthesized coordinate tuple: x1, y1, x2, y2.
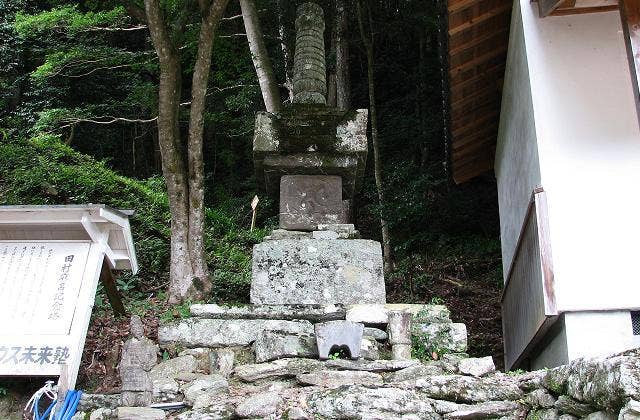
(251, 1, 384, 306)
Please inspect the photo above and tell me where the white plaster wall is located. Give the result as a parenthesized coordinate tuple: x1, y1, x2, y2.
(564, 311, 640, 360)
(495, 0, 542, 277)
(520, 4, 640, 312)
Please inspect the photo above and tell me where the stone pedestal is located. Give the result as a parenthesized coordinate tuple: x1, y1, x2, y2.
(251, 238, 386, 305)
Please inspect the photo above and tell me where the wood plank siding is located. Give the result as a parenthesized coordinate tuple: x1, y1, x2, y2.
(447, 0, 512, 184)
(446, 0, 619, 184)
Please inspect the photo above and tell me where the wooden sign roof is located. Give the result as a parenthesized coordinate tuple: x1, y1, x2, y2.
(446, 0, 619, 184)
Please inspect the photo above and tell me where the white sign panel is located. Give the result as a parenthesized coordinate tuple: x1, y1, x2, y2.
(0, 242, 91, 375)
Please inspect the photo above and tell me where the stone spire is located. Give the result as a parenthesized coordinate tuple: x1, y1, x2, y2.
(292, 2, 327, 104)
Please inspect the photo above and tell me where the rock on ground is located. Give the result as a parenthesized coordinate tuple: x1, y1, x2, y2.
(235, 391, 282, 418)
(149, 355, 198, 382)
(296, 369, 383, 388)
(325, 358, 418, 372)
(235, 358, 324, 382)
(253, 330, 317, 363)
(189, 303, 345, 322)
(398, 374, 523, 403)
(443, 401, 524, 419)
(158, 319, 313, 348)
(458, 356, 495, 377)
(116, 407, 165, 420)
(542, 350, 640, 411)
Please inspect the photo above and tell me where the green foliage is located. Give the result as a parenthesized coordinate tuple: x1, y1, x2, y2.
(0, 134, 265, 304)
(160, 300, 195, 324)
(14, 5, 128, 35)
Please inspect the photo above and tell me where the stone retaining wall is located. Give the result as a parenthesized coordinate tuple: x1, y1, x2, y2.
(74, 304, 640, 419)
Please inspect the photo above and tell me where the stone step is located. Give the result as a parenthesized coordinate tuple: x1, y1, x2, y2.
(189, 303, 346, 322)
(158, 319, 313, 348)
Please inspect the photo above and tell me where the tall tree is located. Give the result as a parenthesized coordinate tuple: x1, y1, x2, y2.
(356, 0, 392, 273)
(240, 0, 281, 112)
(334, 0, 349, 110)
(139, 0, 230, 303)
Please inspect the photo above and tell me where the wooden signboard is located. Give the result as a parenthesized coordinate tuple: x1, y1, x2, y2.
(0, 205, 137, 388)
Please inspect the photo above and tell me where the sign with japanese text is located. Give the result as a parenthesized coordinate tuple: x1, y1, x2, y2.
(0, 242, 90, 376)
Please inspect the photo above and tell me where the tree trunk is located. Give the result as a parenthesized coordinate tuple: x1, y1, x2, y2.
(356, 0, 393, 273)
(276, 0, 294, 103)
(335, 0, 350, 110)
(144, 0, 230, 303)
(240, 0, 281, 112)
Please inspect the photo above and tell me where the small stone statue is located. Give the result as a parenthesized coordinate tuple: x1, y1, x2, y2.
(119, 315, 158, 406)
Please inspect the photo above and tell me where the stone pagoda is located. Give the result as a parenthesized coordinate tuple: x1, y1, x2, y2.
(251, 1, 385, 306)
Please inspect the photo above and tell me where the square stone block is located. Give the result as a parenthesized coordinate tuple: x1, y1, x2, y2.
(253, 106, 368, 199)
(250, 239, 386, 305)
(279, 175, 346, 230)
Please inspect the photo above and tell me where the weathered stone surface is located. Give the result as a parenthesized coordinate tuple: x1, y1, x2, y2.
(384, 363, 446, 383)
(175, 405, 235, 420)
(90, 408, 115, 420)
(264, 229, 312, 241)
(526, 408, 560, 420)
(251, 239, 385, 305)
(253, 330, 317, 363)
(364, 327, 388, 341)
(412, 322, 468, 353)
(210, 348, 234, 377)
(311, 230, 339, 239)
(78, 394, 122, 411)
(297, 369, 383, 388)
(152, 377, 179, 402)
(619, 399, 640, 419)
(554, 395, 594, 417)
(557, 415, 578, 420)
(444, 401, 523, 419)
(315, 320, 364, 359)
(116, 407, 165, 420)
(542, 351, 640, 411)
(235, 358, 324, 382)
(360, 336, 381, 360)
(307, 385, 440, 419)
(518, 370, 547, 392)
(178, 348, 211, 373)
(149, 355, 198, 382)
(458, 356, 496, 377)
(525, 389, 557, 409)
(119, 316, 158, 407)
(292, 2, 326, 104)
(346, 303, 451, 324)
(279, 175, 345, 230)
(285, 406, 311, 420)
(235, 391, 282, 418)
(253, 107, 368, 199)
(182, 375, 229, 410)
(189, 303, 345, 322)
(398, 374, 524, 403)
(158, 319, 313, 347)
(324, 358, 419, 372)
(317, 223, 360, 238)
(439, 353, 468, 373)
(583, 411, 617, 420)
(387, 311, 412, 360)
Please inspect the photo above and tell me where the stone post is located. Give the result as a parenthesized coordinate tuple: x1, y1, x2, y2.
(387, 311, 412, 360)
(119, 316, 158, 406)
(292, 2, 326, 104)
